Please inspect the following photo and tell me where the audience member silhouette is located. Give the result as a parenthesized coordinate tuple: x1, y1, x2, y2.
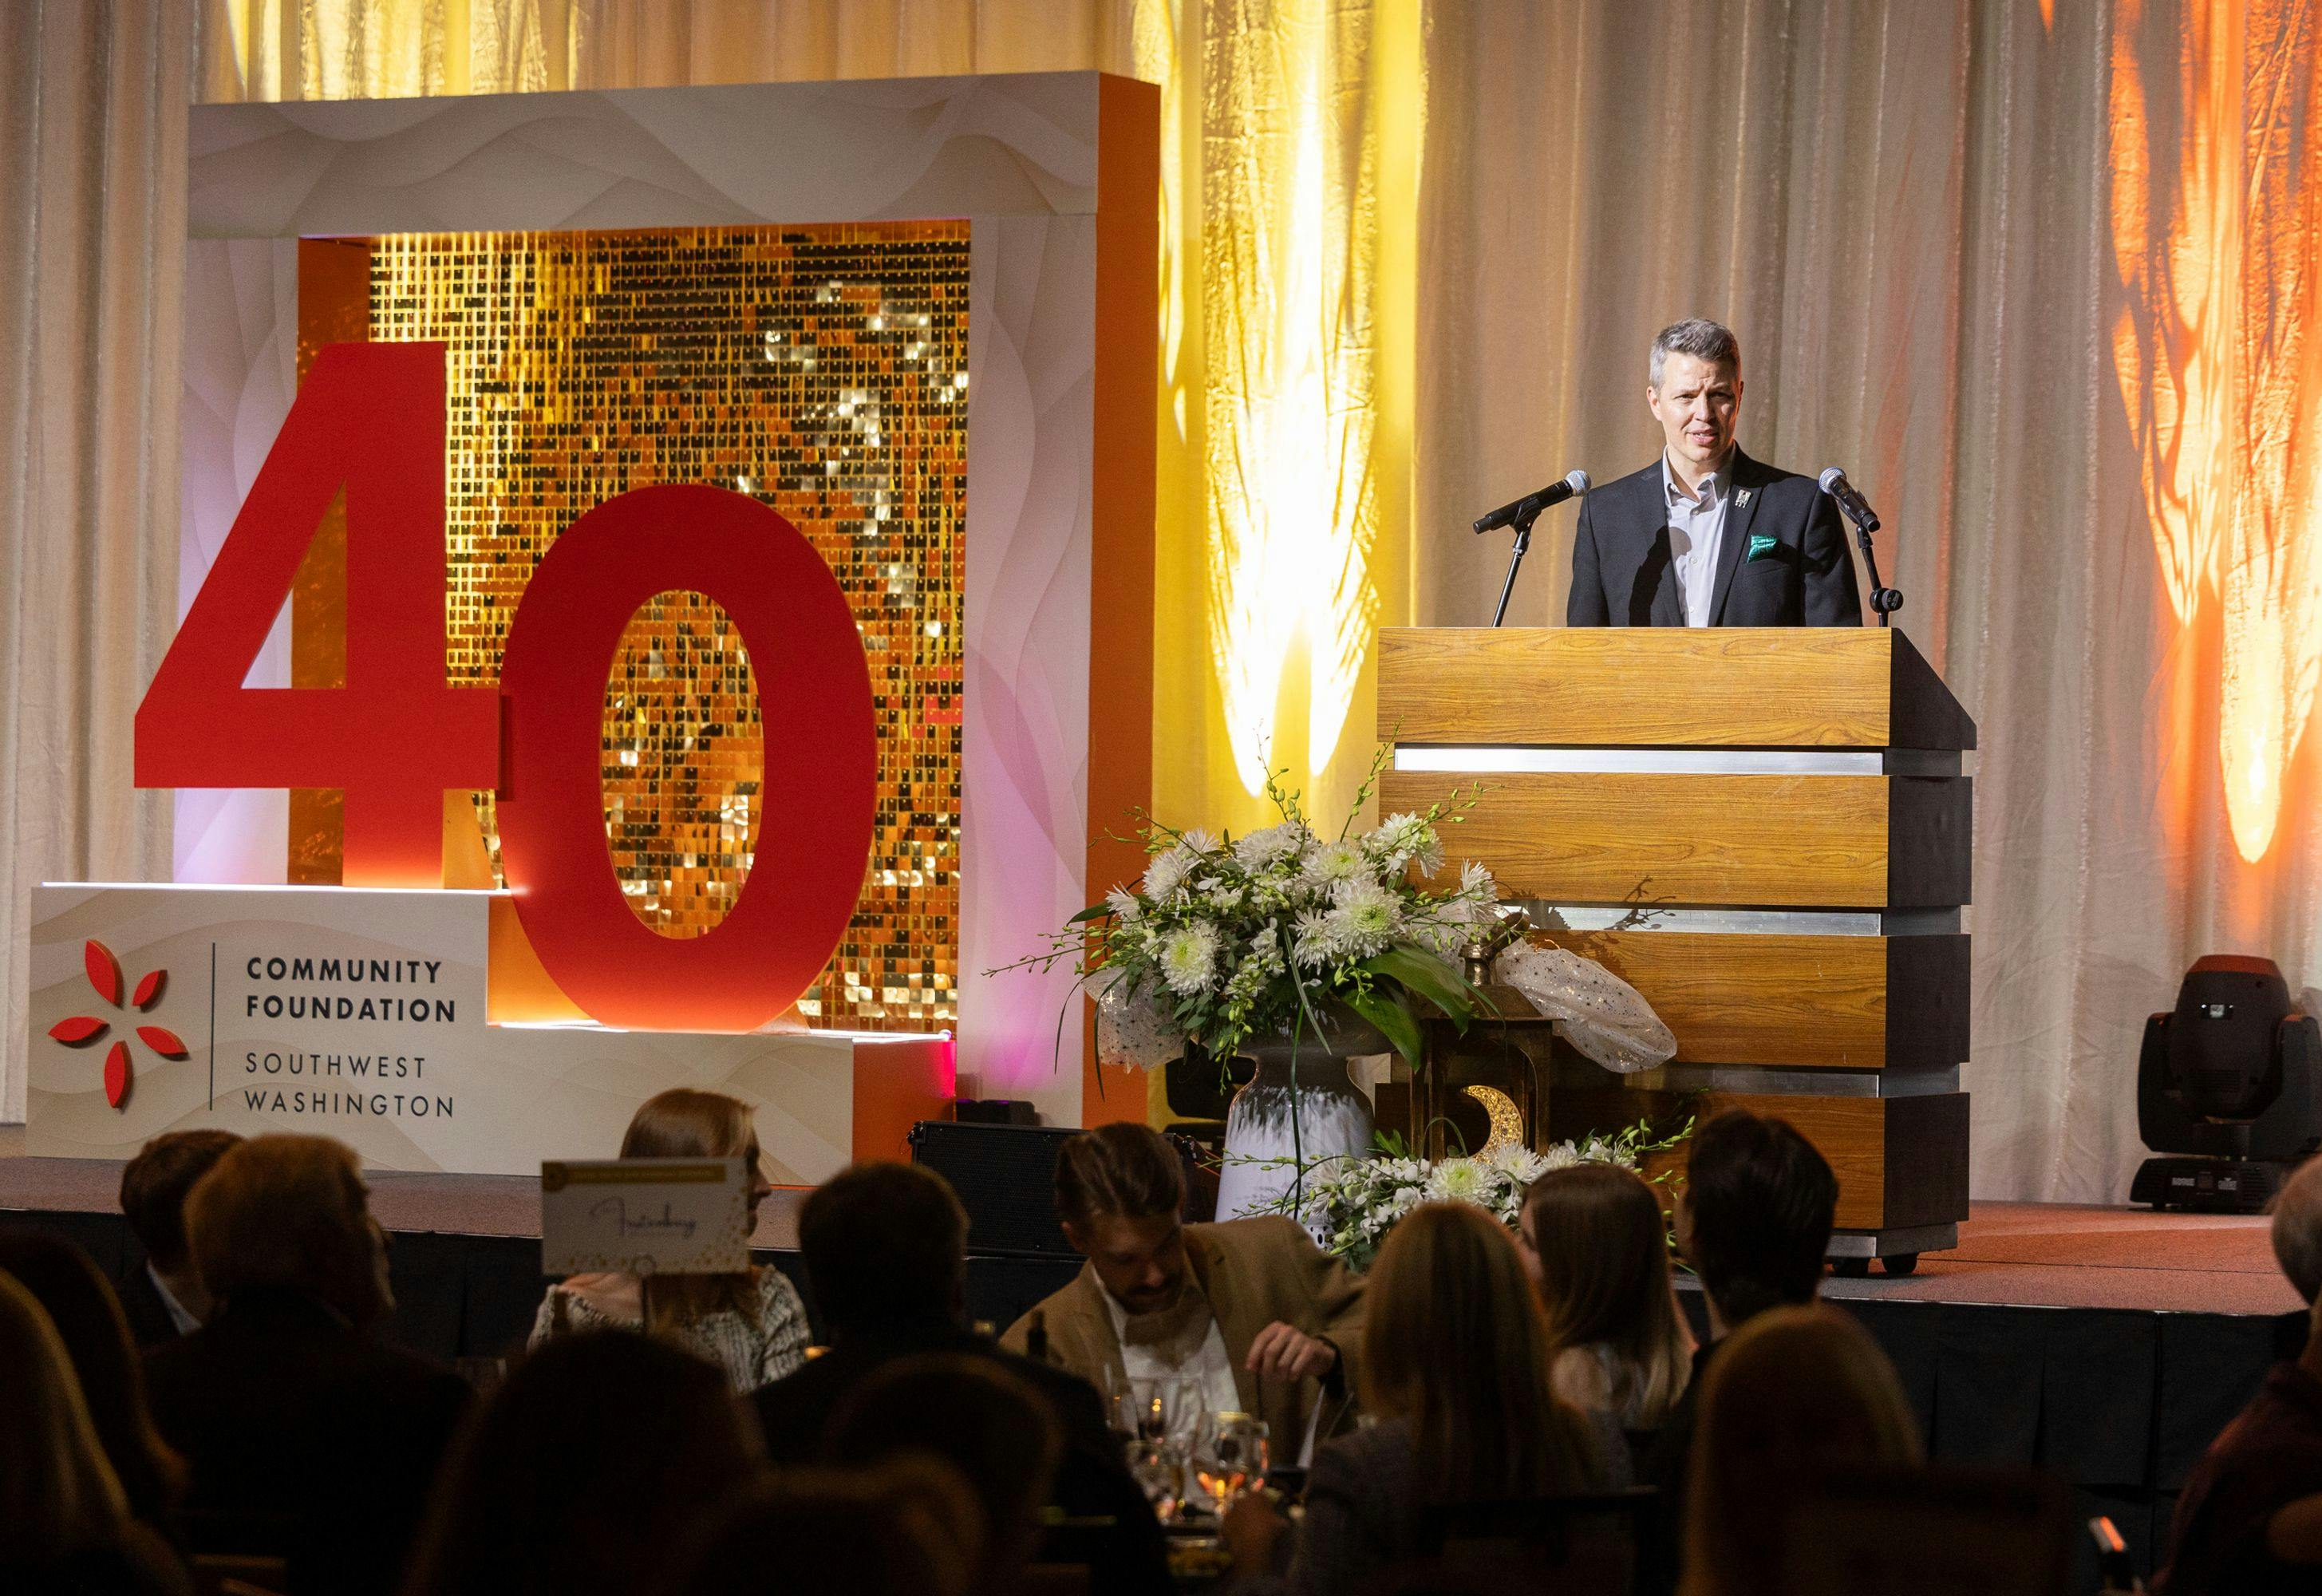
(2158, 1152, 2322, 1593)
(1001, 1121, 1366, 1447)
(1222, 1201, 1620, 1594)
(531, 1088, 808, 1392)
(1644, 1108, 1836, 1593)
(143, 1134, 470, 1596)
(823, 1352, 1064, 1596)
(752, 1159, 1170, 1593)
(0, 1270, 192, 1595)
(0, 1230, 184, 1541)
(1518, 1163, 1695, 1433)
(116, 1128, 241, 1345)
(1680, 1304, 1922, 1596)
(401, 1329, 767, 1596)
(653, 1458, 979, 1596)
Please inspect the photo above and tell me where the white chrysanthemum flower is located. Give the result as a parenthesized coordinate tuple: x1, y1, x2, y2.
(1179, 828, 1220, 858)
(1325, 877, 1402, 956)
(1142, 846, 1195, 901)
(1483, 1142, 1550, 1187)
(1459, 859, 1495, 901)
(1290, 907, 1338, 969)
(1158, 921, 1222, 997)
(1536, 1142, 1582, 1173)
(1424, 1158, 1495, 1208)
(1233, 822, 1308, 871)
(1105, 886, 1142, 923)
(1299, 839, 1368, 894)
(1364, 812, 1439, 873)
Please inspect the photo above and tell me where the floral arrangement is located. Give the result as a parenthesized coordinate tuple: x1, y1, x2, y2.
(1012, 755, 1499, 1067)
(1284, 1120, 1694, 1270)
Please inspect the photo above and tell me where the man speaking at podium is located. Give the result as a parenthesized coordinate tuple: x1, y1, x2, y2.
(1566, 318, 1862, 627)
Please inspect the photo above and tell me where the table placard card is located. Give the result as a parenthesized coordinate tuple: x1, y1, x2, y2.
(539, 1157, 748, 1275)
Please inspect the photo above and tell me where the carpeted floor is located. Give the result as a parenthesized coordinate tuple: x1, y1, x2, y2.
(1814, 1202, 2300, 1315)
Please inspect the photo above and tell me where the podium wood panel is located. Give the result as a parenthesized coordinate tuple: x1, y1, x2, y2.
(1612, 1091, 1969, 1231)
(1386, 770, 1972, 908)
(1531, 930, 1969, 1069)
(1377, 627, 1975, 750)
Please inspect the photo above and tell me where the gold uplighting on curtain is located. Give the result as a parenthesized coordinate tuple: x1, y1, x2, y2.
(1141, 0, 1419, 830)
(2111, 0, 2322, 863)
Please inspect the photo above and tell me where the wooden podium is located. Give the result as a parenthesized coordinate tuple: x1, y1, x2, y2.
(1377, 627, 1974, 1272)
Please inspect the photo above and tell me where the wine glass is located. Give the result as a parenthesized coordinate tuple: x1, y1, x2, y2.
(1123, 1436, 1184, 1523)
(1131, 1373, 1203, 1445)
(1197, 1412, 1270, 1515)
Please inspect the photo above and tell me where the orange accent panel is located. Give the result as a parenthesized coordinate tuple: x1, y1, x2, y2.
(290, 238, 373, 883)
(1083, 75, 1162, 1128)
(853, 1035, 957, 1163)
(485, 897, 587, 1025)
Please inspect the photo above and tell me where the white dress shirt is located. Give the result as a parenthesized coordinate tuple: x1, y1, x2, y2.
(148, 1262, 202, 1336)
(1663, 452, 1736, 627)
(1101, 1286, 1244, 1441)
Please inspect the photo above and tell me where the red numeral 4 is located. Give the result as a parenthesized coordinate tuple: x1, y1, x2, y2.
(136, 343, 498, 885)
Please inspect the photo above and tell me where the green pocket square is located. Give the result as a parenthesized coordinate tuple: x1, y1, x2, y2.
(1746, 533, 1779, 562)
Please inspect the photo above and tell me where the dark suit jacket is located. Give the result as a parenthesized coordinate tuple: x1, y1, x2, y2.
(144, 1288, 471, 1596)
(1566, 449, 1862, 627)
(752, 1317, 1172, 1596)
(116, 1260, 187, 1350)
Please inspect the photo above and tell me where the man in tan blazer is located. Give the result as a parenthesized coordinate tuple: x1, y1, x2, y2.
(1000, 1123, 1365, 1453)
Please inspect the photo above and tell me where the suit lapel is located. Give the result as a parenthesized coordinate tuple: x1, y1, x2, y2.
(1708, 450, 1765, 626)
(1187, 1230, 1264, 1415)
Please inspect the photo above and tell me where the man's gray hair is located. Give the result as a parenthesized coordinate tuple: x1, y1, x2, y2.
(2273, 1154, 2322, 1303)
(1650, 318, 1742, 388)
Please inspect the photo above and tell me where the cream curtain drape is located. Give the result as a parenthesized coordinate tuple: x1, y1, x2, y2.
(1422, 0, 2322, 1203)
(0, 0, 190, 1122)
(10, 0, 2318, 1203)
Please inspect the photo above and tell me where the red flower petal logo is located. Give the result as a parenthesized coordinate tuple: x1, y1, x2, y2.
(103, 1041, 131, 1109)
(136, 1026, 188, 1060)
(52, 940, 174, 1112)
(85, 941, 121, 1006)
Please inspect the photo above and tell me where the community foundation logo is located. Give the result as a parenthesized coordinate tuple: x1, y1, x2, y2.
(47, 940, 186, 1110)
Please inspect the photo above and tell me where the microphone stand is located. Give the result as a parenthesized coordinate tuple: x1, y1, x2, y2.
(1852, 520, 1904, 628)
(1489, 505, 1544, 628)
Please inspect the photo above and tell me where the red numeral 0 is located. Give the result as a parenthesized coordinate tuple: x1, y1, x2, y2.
(497, 484, 875, 1031)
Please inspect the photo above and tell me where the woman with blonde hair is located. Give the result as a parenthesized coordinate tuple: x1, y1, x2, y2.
(1681, 1303, 1923, 1596)
(531, 1088, 808, 1392)
(1519, 1162, 1695, 1431)
(1222, 1202, 1622, 1591)
(0, 1270, 191, 1593)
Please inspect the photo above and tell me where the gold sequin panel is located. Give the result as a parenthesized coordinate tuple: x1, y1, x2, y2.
(369, 223, 967, 1029)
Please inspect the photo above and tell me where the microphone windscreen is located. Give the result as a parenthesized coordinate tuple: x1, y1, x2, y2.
(1565, 469, 1591, 496)
(1818, 465, 1846, 494)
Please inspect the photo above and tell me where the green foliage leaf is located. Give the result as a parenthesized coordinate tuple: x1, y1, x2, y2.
(1344, 986, 1425, 1066)
(1067, 903, 1113, 924)
(1360, 944, 1476, 1029)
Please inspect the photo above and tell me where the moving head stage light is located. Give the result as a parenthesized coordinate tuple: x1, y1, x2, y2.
(2132, 955, 2322, 1213)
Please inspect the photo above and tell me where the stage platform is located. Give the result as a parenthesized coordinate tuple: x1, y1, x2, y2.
(1, 1142, 2306, 1581)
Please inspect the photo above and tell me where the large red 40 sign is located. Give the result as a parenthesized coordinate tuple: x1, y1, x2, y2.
(136, 342, 877, 1031)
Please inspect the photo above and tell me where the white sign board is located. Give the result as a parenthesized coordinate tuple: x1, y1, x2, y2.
(540, 1157, 751, 1275)
(25, 884, 855, 1179)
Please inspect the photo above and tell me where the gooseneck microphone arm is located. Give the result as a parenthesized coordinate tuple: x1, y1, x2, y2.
(1818, 466, 1903, 626)
(1479, 469, 1589, 627)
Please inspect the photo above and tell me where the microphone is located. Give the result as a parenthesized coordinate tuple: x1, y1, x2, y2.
(1818, 466, 1881, 534)
(1474, 469, 1590, 535)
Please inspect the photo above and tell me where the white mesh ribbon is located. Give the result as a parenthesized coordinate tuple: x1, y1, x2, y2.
(1095, 977, 1186, 1070)
(1493, 943, 1677, 1074)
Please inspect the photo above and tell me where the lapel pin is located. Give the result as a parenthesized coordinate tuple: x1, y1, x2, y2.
(1736, 488, 1753, 507)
